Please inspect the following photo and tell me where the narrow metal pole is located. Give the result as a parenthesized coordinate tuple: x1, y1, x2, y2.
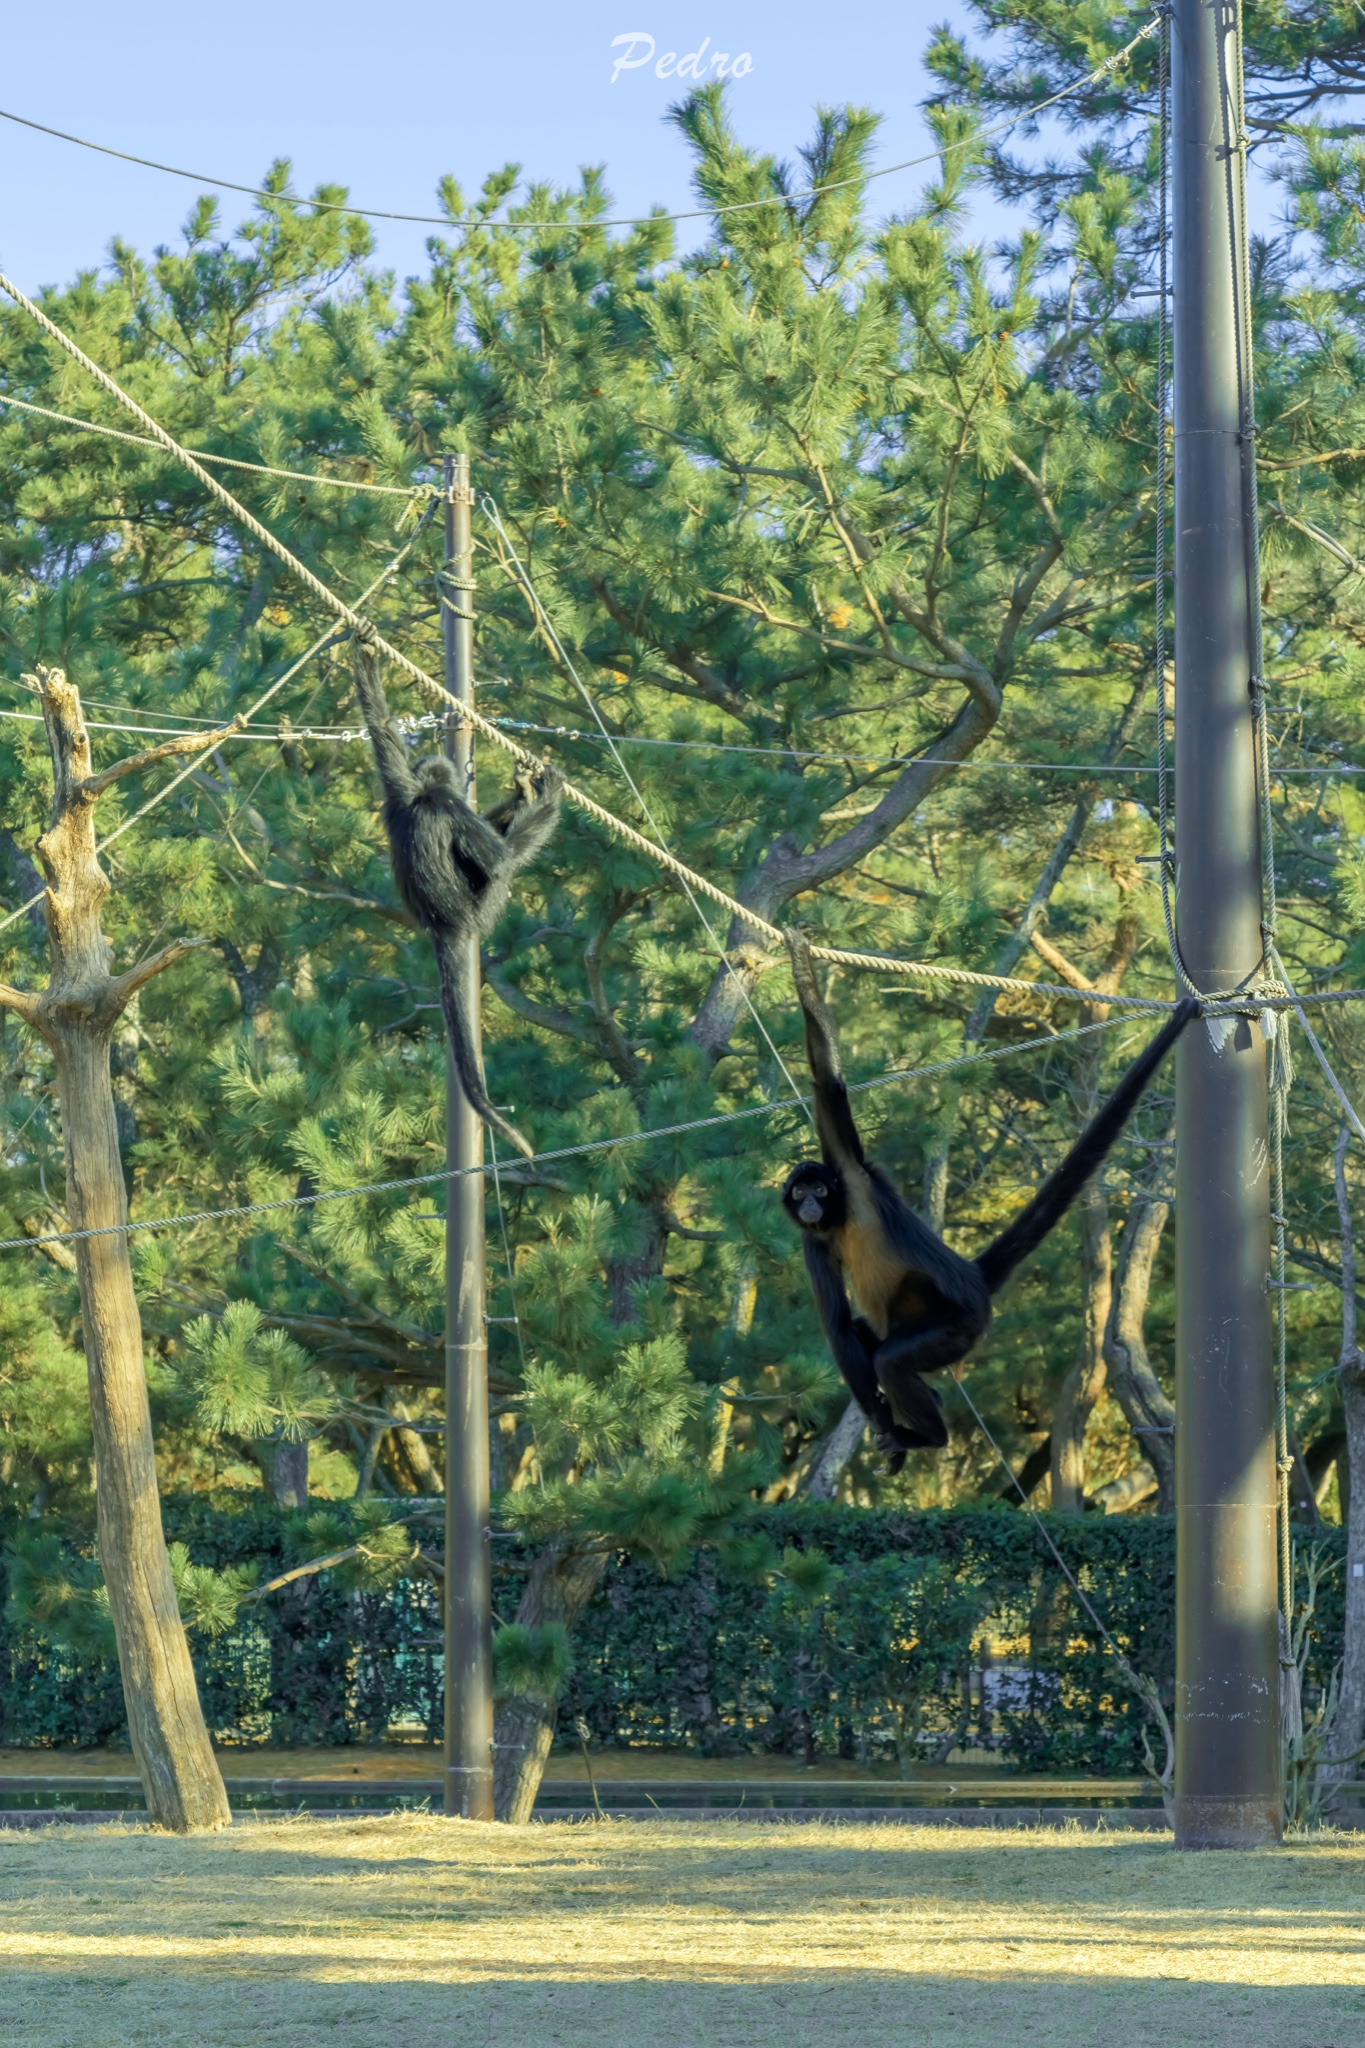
(442, 452, 495, 1821)
(1171, 0, 1281, 1848)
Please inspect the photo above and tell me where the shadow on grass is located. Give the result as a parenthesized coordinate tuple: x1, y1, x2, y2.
(1, 1821, 1362, 2046)
(4, 1966, 1364, 2048)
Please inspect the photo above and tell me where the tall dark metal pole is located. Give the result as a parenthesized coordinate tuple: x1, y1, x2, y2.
(442, 452, 495, 1821)
(1171, 0, 1281, 1848)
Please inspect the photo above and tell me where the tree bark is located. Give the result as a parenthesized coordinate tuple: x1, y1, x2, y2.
(391, 1397, 443, 1494)
(1051, 1174, 1112, 1512)
(1323, 1130, 1365, 1812)
(921, 786, 1102, 1226)
(710, 1260, 757, 1475)
(918, 677, 1147, 1222)
(804, 1400, 868, 1501)
(493, 1543, 609, 1822)
(995, 1435, 1052, 1506)
(1088, 1462, 1158, 1513)
(265, 1439, 309, 1507)
(1103, 1194, 1177, 1514)
(1035, 930, 1139, 1514)
(0, 667, 231, 1833)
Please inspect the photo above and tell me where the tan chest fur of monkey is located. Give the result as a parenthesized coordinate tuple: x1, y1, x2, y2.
(833, 1170, 945, 1337)
(832, 1172, 904, 1337)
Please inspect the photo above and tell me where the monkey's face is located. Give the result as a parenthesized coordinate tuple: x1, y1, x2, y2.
(781, 1162, 845, 1235)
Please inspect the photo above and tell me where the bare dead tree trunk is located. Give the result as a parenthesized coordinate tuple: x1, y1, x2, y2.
(1103, 1194, 1176, 1514)
(493, 1543, 608, 1823)
(0, 667, 238, 1833)
(1323, 1130, 1365, 1810)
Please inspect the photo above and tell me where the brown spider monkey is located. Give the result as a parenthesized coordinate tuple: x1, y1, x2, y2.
(353, 633, 562, 1159)
(781, 931, 1197, 1470)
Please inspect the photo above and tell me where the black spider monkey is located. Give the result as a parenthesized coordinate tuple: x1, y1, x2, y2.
(352, 633, 562, 1160)
(781, 930, 1197, 1469)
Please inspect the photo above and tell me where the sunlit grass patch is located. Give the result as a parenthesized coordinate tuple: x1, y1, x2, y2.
(1, 1815, 1362, 2046)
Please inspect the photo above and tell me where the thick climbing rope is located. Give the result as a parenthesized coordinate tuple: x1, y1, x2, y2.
(0, 392, 434, 495)
(0, 19, 1160, 235)
(0, 1012, 1134, 1257)
(7, 264, 1365, 1023)
(0, 263, 1184, 1014)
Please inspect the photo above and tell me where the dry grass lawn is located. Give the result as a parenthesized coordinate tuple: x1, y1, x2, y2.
(0, 1815, 1362, 2047)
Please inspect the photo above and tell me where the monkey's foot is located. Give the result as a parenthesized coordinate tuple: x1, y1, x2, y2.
(873, 1430, 908, 1476)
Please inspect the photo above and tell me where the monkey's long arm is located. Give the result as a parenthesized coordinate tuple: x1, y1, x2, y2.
(433, 933, 536, 1160)
(353, 646, 418, 804)
(787, 931, 865, 1167)
(973, 997, 1198, 1296)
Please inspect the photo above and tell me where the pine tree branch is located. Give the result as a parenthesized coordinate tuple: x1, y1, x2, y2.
(588, 577, 753, 720)
(107, 937, 207, 1008)
(224, 826, 412, 924)
(583, 893, 640, 1083)
(0, 982, 38, 1024)
(483, 959, 602, 1051)
(80, 719, 246, 798)
(702, 587, 955, 679)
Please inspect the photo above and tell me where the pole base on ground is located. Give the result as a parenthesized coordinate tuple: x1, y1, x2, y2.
(1174, 1796, 1281, 1850)
(444, 1766, 495, 1822)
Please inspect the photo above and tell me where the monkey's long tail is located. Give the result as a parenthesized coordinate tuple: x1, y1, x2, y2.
(432, 935, 536, 1161)
(974, 997, 1199, 1296)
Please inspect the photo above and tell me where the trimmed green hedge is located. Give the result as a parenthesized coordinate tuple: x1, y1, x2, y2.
(0, 1501, 1345, 1773)
(573, 1506, 1188, 1773)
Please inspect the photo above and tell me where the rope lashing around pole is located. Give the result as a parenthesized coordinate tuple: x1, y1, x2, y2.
(0, 1013, 1136, 1257)
(8, 265, 1365, 1023)
(0, 19, 1161, 235)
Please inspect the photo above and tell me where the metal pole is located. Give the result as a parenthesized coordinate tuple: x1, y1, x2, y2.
(442, 452, 495, 1821)
(1171, 0, 1281, 1848)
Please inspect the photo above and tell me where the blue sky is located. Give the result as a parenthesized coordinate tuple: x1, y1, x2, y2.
(0, 3, 1291, 295)
(0, 2, 996, 289)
